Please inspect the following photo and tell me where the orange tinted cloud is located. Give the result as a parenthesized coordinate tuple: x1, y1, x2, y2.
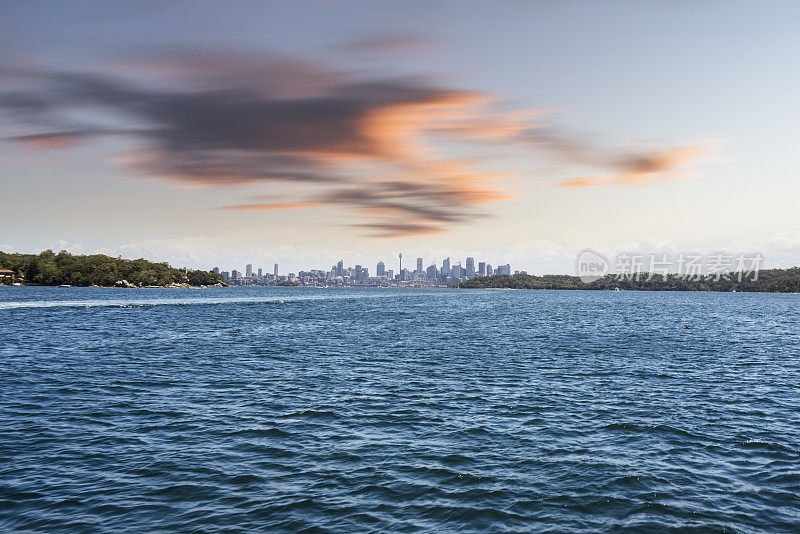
(557, 144, 708, 188)
(0, 49, 709, 236)
(13, 133, 81, 150)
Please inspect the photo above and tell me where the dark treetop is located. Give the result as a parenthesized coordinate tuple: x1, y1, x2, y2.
(0, 250, 222, 287)
(459, 270, 800, 293)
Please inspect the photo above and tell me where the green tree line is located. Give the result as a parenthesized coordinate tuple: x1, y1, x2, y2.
(0, 250, 223, 287)
(459, 269, 800, 293)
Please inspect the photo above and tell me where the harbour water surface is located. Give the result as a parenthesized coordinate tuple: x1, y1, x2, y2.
(1, 287, 799, 532)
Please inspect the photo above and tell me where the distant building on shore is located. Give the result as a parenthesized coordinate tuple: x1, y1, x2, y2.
(466, 257, 475, 278)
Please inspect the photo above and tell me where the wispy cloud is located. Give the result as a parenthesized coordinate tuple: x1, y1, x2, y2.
(557, 144, 709, 188)
(339, 33, 434, 55)
(0, 49, 708, 236)
(216, 201, 321, 211)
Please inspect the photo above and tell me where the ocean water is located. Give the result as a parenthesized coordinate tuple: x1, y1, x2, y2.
(1, 287, 799, 533)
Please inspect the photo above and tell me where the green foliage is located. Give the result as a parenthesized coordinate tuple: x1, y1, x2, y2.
(0, 250, 194, 287)
(459, 270, 800, 293)
(187, 269, 223, 286)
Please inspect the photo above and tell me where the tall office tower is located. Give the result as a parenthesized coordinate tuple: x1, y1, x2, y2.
(274, 263, 279, 276)
(416, 257, 423, 273)
(451, 264, 462, 280)
(376, 261, 385, 277)
(478, 262, 486, 276)
(336, 260, 343, 277)
(354, 265, 362, 282)
(426, 265, 438, 281)
(257, 268, 262, 278)
(386, 269, 394, 280)
(497, 264, 511, 275)
(465, 257, 475, 278)
(222, 271, 230, 281)
(232, 269, 240, 280)
(361, 268, 369, 279)
(246, 264, 253, 278)
(442, 257, 450, 277)
(486, 264, 493, 276)
(213, 267, 220, 274)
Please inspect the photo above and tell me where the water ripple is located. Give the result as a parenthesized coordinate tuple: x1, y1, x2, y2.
(2, 287, 800, 532)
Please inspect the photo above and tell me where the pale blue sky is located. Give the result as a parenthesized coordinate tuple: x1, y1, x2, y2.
(1, 1, 799, 273)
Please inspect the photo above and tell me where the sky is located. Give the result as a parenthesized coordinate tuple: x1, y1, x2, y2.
(2, 0, 799, 274)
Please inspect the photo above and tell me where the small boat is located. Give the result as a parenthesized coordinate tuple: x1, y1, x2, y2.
(59, 284, 71, 288)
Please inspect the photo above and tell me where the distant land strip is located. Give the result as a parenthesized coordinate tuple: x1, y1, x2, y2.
(458, 272, 800, 293)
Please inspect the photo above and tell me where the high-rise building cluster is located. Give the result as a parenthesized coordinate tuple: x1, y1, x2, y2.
(214, 257, 523, 287)
(215, 263, 280, 286)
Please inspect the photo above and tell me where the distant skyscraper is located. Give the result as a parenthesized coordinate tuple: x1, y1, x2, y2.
(246, 264, 253, 278)
(212, 267, 220, 274)
(416, 257, 423, 273)
(426, 265, 437, 281)
(478, 262, 486, 276)
(257, 268, 262, 278)
(336, 260, 343, 277)
(465, 257, 475, 278)
(232, 269, 240, 280)
(274, 263, 279, 276)
(497, 264, 511, 275)
(486, 264, 493, 276)
(354, 265, 362, 282)
(442, 257, 450, 277)
(376, 261, 385, 277)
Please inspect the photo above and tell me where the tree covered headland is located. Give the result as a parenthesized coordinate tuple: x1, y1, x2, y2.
(459, 269, 800, 293)
(0, 250, 224, 287)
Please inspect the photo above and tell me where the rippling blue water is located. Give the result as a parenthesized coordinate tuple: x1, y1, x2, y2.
(1, 287, 799, 532)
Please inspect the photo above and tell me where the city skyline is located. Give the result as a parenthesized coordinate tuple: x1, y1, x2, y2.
(215, 255, 516, 286)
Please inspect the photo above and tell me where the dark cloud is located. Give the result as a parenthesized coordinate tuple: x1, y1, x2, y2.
(0, 50, 707, 235)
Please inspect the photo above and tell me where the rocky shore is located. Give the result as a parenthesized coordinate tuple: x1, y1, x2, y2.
(112, 279, 229, 289)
